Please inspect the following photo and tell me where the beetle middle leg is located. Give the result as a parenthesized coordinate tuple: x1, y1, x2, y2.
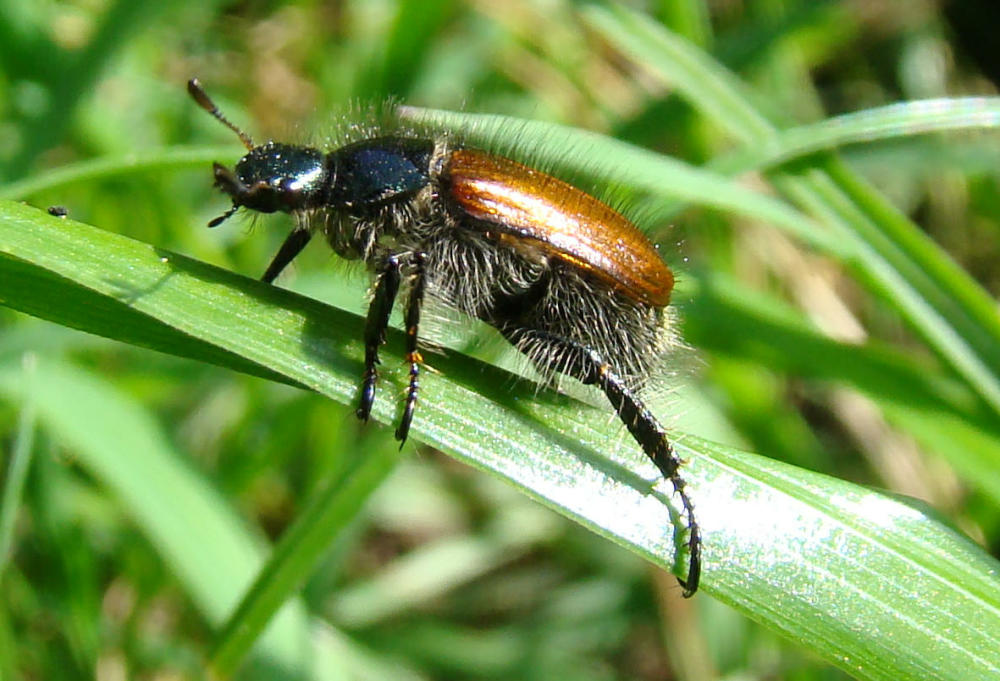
(395, 252, 427, 444)
(356, 252, 428, 445)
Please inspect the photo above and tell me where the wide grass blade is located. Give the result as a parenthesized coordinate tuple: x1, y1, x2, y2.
(2, 201, 998, 680)
(585, 3, 1000, 473)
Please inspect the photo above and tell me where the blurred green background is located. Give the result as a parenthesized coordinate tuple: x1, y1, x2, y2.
(2, 1, 999, 680)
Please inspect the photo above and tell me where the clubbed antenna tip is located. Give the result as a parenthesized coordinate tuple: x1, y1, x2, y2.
(187, 78, 255, 151)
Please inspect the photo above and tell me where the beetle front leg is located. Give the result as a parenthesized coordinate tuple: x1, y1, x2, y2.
(261, 228, 312, 284)
(357, 255, 402, 422)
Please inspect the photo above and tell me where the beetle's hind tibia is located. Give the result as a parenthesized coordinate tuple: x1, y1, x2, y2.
(504, 330, 702, 596)
(587, 355, 701, 596)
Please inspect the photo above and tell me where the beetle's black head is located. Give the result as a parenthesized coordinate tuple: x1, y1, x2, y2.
(188, 78, 330, 227)
(209, 143, 328, 226)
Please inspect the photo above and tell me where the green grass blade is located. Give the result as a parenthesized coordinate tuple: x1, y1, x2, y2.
(0, 369, 36, 573)
(694, 436, 1000, 681)
(684, 273, 1000, 503)
(715, 97, 1000, 174)
(778, 165, 1000, 408)
(586, 4, 1000, 424)
(2, 200, 999, 681)
(582, 6, 773, 143)
(210, 438, 401, 677)
(0, 202, 298, 387)
(685, 273, 988, 420)
(0, 356, 312, 677)
(0, 146, 240, 200)
(401, 107, 849, 258)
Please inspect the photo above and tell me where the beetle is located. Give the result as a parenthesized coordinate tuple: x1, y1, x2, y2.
(188, 78, 701, 595)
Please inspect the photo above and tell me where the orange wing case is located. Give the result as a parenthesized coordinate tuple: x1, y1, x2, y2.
(446, 150, 673, 306)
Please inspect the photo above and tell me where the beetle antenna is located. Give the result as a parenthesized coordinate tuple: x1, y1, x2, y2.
(187, 78, 255, 151)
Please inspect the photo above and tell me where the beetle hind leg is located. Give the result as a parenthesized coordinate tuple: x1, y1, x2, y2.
(591, 356, 701, 596)
(505, 328, 702, 596)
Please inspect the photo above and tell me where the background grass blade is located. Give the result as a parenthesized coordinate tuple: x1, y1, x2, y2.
(715, 97, 1000, 173)
(209, 435, 401, 677)
(4, 3, 1000, 679)
(586, 3, 1000, 450)
(0, 356, 312, 678)
(0, 147, 240, 201)
(402, 107, 849, 258)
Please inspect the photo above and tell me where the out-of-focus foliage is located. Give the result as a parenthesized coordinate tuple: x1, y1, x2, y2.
(2, 2, 999, 680)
